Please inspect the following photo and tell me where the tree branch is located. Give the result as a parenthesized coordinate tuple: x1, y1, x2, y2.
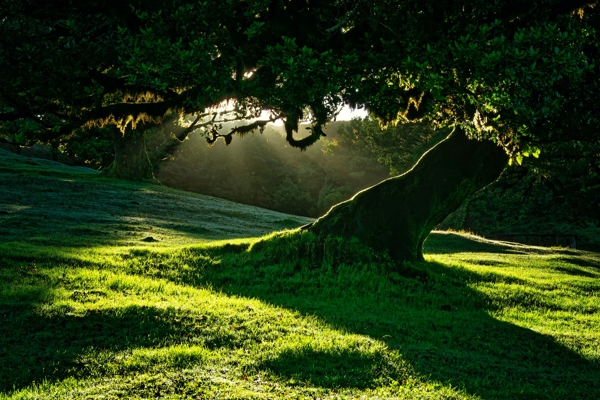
(87, 69, 180, 101)
(174, 112, 211, 141)
(325, 2, 362, 34)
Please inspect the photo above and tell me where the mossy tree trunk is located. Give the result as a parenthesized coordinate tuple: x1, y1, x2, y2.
(107, 129, 154, 181)
(307, 128, 509, 263)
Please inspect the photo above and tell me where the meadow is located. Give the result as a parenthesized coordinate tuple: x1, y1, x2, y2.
(1, 148, 599, 399)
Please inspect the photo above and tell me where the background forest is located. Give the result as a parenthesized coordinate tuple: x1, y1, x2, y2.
(5, 117, 597, 250)
(157, 119, 600, 250)
(157, 120, 447, 218)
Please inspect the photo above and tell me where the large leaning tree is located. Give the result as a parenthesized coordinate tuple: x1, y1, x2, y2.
(1, 0, 598, 263)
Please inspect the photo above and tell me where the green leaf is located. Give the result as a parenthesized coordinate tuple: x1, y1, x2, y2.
(516, 153, 523, 165)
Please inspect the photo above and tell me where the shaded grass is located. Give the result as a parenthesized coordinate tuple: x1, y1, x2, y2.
(1, 150, 599, 399)
(0, 148, 311, 248)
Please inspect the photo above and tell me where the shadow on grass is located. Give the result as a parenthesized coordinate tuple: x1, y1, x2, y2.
(558, 256, 600, 270)
(185, 237, 600, 398)
(0, 305, 162, 391)
(2, 230, 599, 397)
(554, 265, 600, 278)
(424, 231, 578, 256)
(0, 300, 236, 393)
(261, 347, 401, 389)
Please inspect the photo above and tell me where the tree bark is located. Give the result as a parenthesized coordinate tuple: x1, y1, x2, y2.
(106, 129, 154, 181)
(307, 128, 509, 263)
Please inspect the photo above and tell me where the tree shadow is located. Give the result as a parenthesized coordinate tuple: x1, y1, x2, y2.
(187, 241, 600, 398)
(257, 303, 596, 395)
(558, 255, 600, 270)
(425, 231, 572, 255)
(2, 233, 599, 397)
(0, 301, 234, 392)
(260, 347, 402, 389)
(554, 265, 600, 278)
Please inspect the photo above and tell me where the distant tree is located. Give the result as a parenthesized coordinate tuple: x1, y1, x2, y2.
(331, 118, 449, 176)
(0, 0, 598, 263)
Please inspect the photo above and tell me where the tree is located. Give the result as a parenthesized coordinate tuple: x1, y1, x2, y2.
(0, 0, 598, 263)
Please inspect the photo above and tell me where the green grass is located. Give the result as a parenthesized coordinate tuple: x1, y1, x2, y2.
(1, 149, 599, 399)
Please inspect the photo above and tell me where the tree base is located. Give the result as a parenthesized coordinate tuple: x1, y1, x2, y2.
(106, 129, 155, 181)
(307, 128, 509, 264)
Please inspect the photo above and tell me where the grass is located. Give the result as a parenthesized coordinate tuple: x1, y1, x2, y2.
(1, 148, 599, 399)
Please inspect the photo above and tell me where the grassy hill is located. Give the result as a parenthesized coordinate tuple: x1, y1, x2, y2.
(1, 149, 599, 399)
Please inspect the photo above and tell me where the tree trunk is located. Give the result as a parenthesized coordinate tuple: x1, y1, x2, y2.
(107, 129, 154, 181)
(307, 128, 509, 263)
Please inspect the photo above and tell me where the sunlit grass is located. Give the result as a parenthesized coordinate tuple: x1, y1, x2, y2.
(1, 150, 599, 399)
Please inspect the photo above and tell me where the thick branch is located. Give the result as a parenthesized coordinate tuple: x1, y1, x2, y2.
(230, 119, 271, 136)
(84, 86, 224, 121)
(174, 113, 208, 141)
(87, 69, 180, 101)
(205, 118, 276, 146)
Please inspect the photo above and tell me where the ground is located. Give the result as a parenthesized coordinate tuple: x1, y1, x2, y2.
(0, 148, 599, 399)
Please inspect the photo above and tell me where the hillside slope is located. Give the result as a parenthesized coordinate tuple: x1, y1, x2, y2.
(0, 148, 312, 248)
(1, 149, 599, 399)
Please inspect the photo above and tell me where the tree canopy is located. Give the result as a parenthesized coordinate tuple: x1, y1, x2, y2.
(1, 0, 599, 263)
(1, 0, 598, 158)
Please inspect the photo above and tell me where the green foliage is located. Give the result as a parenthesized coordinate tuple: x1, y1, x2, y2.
(271, 177, 315, 216)
(63, 127, 115, 169)
(1, 1, 597, 159)
(0, 119, 42, 146)
(316, 182, 353, 214)
(349, 2, 599, 160)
